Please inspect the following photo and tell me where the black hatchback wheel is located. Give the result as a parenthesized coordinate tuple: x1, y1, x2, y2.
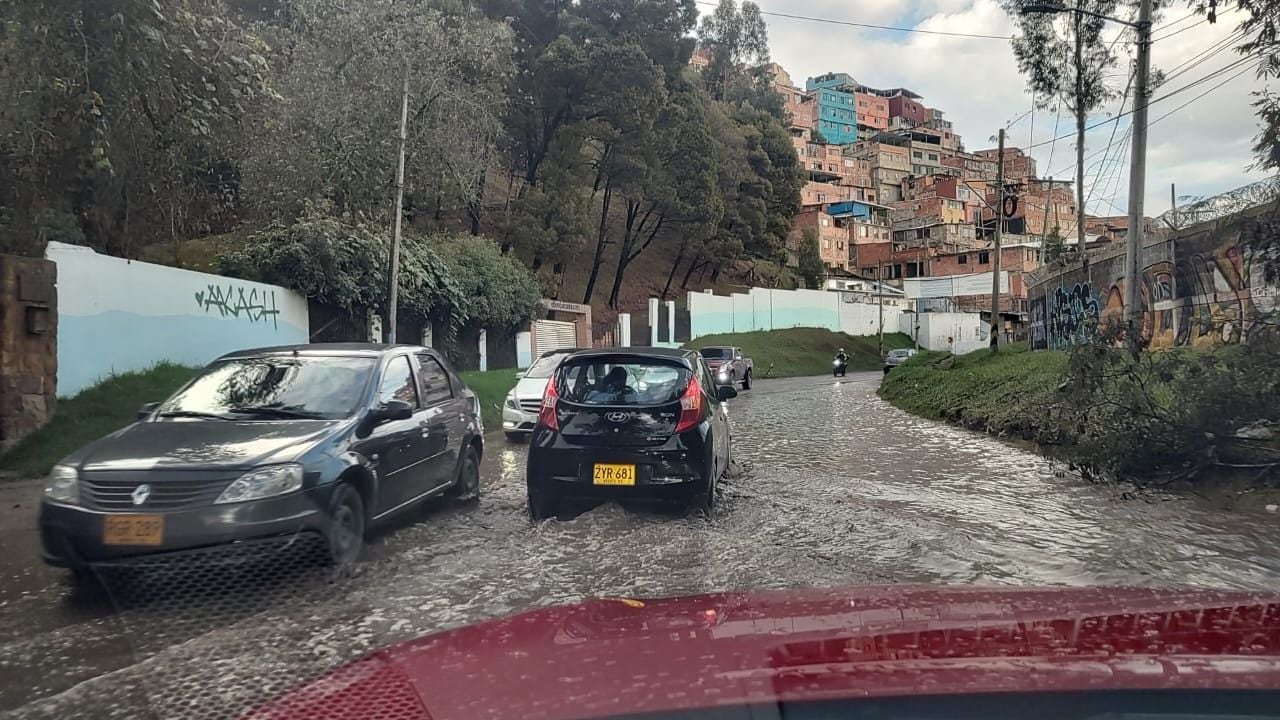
(325, 484, 365, 571)
(450, 446, 481, 502)
(528, 481, 557, 521)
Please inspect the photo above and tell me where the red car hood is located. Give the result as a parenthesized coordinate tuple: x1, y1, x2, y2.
(246, 585, 1280, 720)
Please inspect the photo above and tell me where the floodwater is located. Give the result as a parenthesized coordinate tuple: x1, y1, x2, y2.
(3, 372, 1280, 719)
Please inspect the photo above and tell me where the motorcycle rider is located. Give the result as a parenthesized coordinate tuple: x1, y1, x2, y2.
(834, 348, 849, 365)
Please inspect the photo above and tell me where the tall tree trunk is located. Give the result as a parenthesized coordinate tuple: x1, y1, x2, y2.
(682, 254, 704, 288)
(582, 180, 613, 305)
(607, 200, 643, 309)
(662, 241, 687, 300)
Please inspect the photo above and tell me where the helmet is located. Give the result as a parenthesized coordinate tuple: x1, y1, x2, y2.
(838, 348, 845, 352)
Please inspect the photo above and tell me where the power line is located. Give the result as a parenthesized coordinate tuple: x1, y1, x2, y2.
(1153, 16, 1208, 42)
(1085, 63, 1135, 208)
(1149, 58, 1263, 126)
(691, 1, 1013, 40)
(1024, 55, 1261, 151)
(1163, 28, 1247, 81)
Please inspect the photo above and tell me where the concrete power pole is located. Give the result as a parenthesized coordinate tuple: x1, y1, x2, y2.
(1123, 0, 1154, 336)
(989, 128, 1005, 352)
(387, 66, 410, 344)
(1040, 176, 1054, 262)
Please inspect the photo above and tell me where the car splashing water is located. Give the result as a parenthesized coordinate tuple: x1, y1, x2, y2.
(6, 372, 1280, 720)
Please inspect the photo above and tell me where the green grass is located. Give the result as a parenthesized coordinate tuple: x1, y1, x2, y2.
(460, 368, 521, 432)
(0, 363, 199, 477)
(684, 328, 914, 379)
(879, 343, 1069, 441)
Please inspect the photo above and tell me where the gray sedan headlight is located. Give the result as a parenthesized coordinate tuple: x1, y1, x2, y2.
(215, 464, 304, 504)
(44, 464, 79, 505)
(504, 392, 517, 409)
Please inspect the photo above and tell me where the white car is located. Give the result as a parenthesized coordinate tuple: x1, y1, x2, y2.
(502, 349, 580, 441)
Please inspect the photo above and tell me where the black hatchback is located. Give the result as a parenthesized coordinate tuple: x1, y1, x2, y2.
(525, 348, 736, 520)
(39, 344, 484, 577)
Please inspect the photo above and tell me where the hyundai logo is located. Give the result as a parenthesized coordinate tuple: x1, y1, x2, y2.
(604, 411, 632, 424)
(131, 484, 152, 506)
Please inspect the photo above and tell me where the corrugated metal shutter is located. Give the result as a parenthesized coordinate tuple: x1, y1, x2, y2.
(532, 320, 578, 356)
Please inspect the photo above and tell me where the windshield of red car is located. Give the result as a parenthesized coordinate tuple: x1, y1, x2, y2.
(161, 357, 375, 420)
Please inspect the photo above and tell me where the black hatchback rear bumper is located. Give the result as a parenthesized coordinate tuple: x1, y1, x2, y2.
(527, 430, 712, 501)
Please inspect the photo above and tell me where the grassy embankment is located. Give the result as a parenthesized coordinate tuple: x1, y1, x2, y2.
(685, 327, 914, 379)
(881, 340, 1280, 487)
(0, 363, 200, 477)
(879, 343, 1069, 442)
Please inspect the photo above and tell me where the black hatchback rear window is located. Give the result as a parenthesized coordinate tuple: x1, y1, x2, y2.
(557, 361, 691, 406)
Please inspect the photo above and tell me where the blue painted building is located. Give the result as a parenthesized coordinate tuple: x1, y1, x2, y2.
(806, 73, 860, 145)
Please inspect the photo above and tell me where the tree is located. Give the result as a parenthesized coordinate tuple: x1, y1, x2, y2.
(1004, 0, 1127, 252)
(237, 0, 512, 226)
(0, 0, 275, 255)
(604, 85, 723, 308)
(1223, 0, 1280, 170)
(1043, 224, 1071, 261)
(797, 228, 825, 289)
(435, 234, 542, 329)
(697, 0, 769, 102)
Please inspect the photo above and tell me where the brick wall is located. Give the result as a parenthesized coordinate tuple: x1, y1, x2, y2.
(0, 254, 56, 452)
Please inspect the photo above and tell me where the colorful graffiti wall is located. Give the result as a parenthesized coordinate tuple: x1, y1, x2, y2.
(1028, 204, 1280, 350)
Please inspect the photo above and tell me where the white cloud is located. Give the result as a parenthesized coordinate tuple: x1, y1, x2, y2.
(758, 0, 1271, 217)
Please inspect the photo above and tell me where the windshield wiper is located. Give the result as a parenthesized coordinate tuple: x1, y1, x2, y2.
(227, 406, 325, 420)
(157, 410, 233, 421)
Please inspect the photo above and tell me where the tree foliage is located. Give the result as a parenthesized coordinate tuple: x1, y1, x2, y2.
(697, 0, 769, 102)
(434, 234, 542, 329)
(0, 0, 275, 254)
(797, 228, 825, 289)
(237, 0, 512, 225)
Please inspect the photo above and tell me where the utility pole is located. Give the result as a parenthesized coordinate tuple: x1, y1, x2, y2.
(877, 261, 885, 358)
(1123, 0, 1153, 336)
(989, 128, 1005, 352)
(1040, 176, 1054, 262)
(1169, 182, 1179, 229)
(387, 65, 410, 344)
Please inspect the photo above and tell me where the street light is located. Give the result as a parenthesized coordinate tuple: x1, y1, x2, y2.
(1021, 0, 1153, 339)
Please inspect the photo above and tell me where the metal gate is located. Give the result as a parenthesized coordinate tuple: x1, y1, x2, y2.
(532, 319, 578, 356)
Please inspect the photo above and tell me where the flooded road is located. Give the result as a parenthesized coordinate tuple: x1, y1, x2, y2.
(4, 372, 1280, 719)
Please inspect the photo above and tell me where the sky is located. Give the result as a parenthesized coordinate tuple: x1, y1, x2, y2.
(746, 0, 1271, 219)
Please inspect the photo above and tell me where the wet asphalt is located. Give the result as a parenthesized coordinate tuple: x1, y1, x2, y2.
(3, 372, 1280, 719)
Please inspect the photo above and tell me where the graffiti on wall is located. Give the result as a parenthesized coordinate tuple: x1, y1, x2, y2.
(1030, 206, 1280, 350)
(1047, 283, 1100, 349)
(195, 284, 281, 329)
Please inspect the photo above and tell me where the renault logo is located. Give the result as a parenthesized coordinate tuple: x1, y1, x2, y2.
(131, 484, 152, 506)
(604, 411, 632, 424)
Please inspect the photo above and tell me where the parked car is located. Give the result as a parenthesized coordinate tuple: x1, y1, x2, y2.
(39, 343, 484, 579)
(697, 346, 753, 389)
(883, 347, 917, 374)
(525, 348, 736, 520)
(245, 585, 1280, 720)
(501, 348, 582, 441)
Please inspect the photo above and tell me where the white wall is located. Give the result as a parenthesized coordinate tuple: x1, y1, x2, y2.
(914, 312, 987, 353)
(48, 242, 309, 396)
(688, 287, 900, 340)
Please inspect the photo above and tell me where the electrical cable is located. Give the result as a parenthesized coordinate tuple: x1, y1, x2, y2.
(1153, 17, 1209, 42)
(690, 1, 1013, 40)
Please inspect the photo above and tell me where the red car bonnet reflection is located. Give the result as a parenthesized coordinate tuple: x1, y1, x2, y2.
(244, 586, 1280, 720)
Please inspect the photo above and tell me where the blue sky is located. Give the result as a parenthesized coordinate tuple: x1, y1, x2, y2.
(751, 0, 1270, 217)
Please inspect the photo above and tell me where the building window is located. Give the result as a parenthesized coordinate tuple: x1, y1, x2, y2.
(958, 254, 968, 264)
(979, 251, 990, 264)
(820, 218, 829, 226)
(928, 153, 938, 161)
(913, 151, 922, 159)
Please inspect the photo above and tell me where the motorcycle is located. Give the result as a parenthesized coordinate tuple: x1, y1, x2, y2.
(832, 357, 847, 377)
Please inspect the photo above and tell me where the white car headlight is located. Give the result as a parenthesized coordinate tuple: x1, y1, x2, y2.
(504, 392, 517, 409)
(215, 464, 304, 505)
(44, 464, 79, 505)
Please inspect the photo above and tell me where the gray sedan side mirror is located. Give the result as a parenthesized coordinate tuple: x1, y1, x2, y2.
(371, 399, 414, 424)
(717, 385, 738, 401)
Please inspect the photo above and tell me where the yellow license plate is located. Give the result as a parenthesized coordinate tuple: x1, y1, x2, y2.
(103, 515, 164, 546)
(593, 463, 637, 486)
